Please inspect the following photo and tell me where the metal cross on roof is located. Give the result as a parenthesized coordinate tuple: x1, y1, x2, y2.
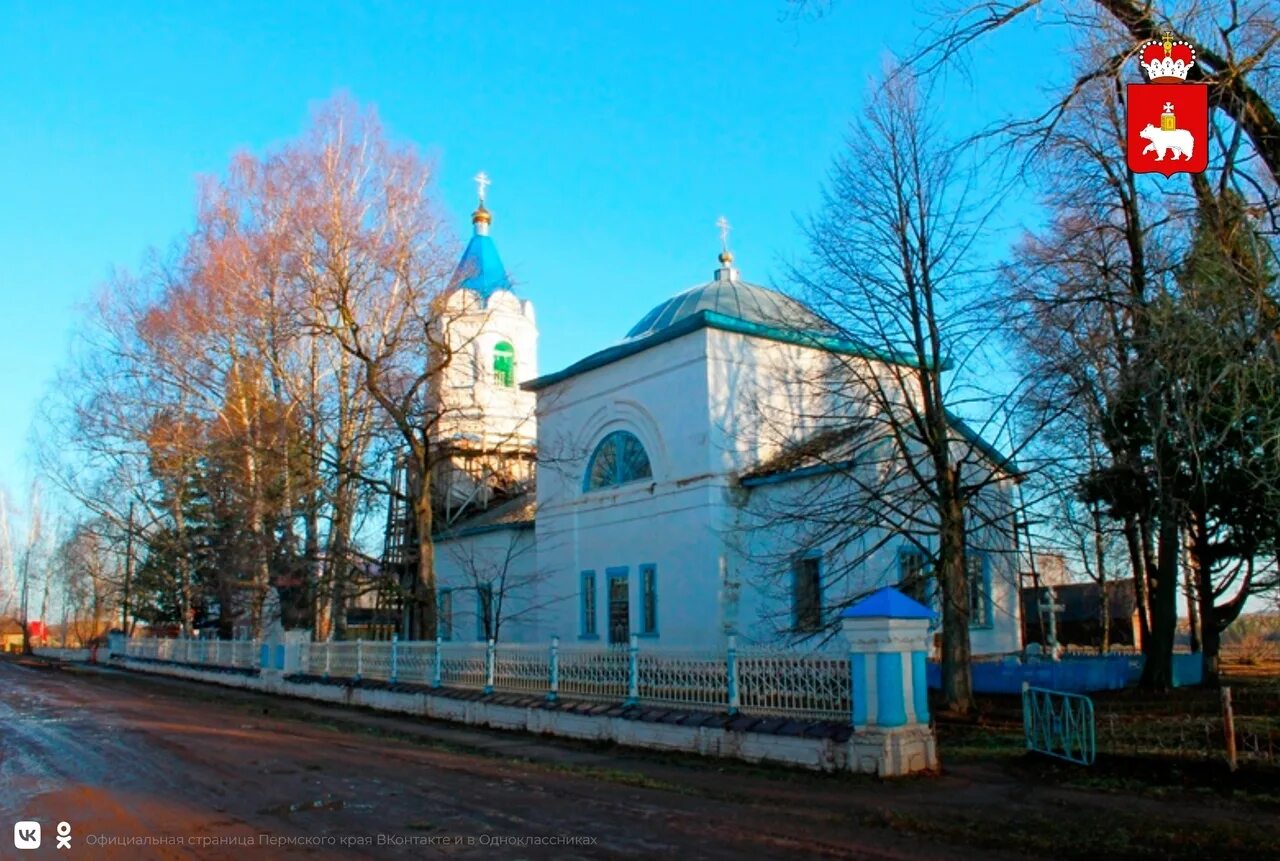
(716, 215, 731, 250)
(474, 171, 491, 203)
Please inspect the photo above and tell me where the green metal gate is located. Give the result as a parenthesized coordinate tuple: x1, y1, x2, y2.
(1022, 683, 1096, 765)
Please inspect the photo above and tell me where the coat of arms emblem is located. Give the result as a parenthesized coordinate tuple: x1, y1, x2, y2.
(1126, 32, 1209, 176)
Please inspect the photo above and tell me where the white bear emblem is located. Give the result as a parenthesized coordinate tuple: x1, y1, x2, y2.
(1139, 124, 1195, 161)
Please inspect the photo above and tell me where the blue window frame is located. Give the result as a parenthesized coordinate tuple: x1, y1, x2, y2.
(606, 567, 630, 644)
(967, 552, 992, 628)
(897, 547, 936, 609)
(438, 589, 454, 641)
(639, 564, 658, 636)
(898, 545, 989, 628)
(580, 571, 598, 639)
(584, 431, 652, 491)
(476, 584, 494, 641)
(792, 554, 822, 633)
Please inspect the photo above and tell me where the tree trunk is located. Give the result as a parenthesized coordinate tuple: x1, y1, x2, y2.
(936, 488, 974, 715)
(1140, 506, 1180, 690)
(1184, 567, 1201, 655)
(1196, 562, 1221, 687)
(326, 481, 355, 641)
(411, 486, 438, 641)
(1091, 498, 1110, 652)
(1121, 516, 1151, 650)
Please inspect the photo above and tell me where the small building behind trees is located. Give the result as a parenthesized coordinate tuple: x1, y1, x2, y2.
(1020, 579, 1143, 650)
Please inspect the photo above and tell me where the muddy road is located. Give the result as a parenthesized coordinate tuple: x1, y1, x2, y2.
(5, 658, 1273, 861)
(0, 658, 1007, 860)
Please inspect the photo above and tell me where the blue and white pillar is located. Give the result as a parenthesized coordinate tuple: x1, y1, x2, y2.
(841, 587, 938, 776)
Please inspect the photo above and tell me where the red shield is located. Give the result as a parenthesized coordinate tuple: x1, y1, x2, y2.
(1127, 83, 1208, 176)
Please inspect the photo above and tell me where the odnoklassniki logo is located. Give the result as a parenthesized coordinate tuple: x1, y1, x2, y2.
(1126, 31, 1208, 176)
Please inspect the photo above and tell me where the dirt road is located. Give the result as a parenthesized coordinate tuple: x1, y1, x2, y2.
(2, 658, 1275, 861)
(0, 657, 1006, 860)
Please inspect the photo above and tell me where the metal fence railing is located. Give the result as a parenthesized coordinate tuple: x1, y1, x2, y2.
(737, 649, 852, 721)
(122, 634, 854, 724)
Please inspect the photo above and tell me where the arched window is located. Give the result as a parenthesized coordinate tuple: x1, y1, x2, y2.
(584, 431, 652, 491)
(493, 341, 515, 388)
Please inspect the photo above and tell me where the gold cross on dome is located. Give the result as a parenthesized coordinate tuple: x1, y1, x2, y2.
(717, 215, 731, 250)
(474, 171, 491, 203)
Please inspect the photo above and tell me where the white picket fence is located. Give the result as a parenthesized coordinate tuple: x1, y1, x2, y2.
(122, 635, 853, 723)
(123, 636, 259, 670)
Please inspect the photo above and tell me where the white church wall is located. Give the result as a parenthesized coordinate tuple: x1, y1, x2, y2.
(732, 469, 1021, 657)
(704, 329, 920, 497)
(533, 331, 733, 648)
(514, 315, 1021, 655)
(435, 526, 542, 644)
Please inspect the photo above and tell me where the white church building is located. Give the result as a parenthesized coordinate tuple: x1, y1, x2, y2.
(430, 187, 1023, 657)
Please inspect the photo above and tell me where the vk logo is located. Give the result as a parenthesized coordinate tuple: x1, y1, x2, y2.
(13, 821, 40, 850)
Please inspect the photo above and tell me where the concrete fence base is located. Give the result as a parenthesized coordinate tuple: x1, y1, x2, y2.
(111, 656, 936, 777)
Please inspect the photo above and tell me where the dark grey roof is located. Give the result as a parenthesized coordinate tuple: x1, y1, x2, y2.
(435, 494, 536, 540)
(626, 278, 832, 341)
(740, 410, 1023, 487)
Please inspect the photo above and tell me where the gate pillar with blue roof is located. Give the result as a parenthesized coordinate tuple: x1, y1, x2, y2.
(841, 587, 939, 776)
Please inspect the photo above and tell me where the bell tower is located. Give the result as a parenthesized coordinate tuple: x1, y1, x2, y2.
(432, 173, 538, 522)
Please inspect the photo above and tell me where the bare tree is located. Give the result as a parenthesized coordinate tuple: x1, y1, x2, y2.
(741, 70, 1032, 715)
(441, 527, 553, 643)
(0, 486, 16, 621)
(284, 99, 462, 641)
(54, 520, 119, 646)
(908, 1, 1280, 219)
(17, 482, 45, 654)
(38, 97, 450, 642)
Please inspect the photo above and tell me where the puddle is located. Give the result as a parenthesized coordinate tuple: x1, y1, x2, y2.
(258, 795, 345, 816)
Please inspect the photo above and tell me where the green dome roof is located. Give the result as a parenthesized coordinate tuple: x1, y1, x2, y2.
(626, 276, 830, 341)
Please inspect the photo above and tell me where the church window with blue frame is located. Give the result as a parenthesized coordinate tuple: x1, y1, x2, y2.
(897, 547, 935, 608)
(580, 571, 598, 638)
(899, 545, 990, 627)
(792, 555, 822, 633)
(584, 431, 652, 491)
(967, 553, 992, 628)
(639, 564, 658, 636)
(493, 341, 516, 388)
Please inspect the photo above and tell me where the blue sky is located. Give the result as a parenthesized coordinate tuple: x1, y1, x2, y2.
(0, 0, 1063, 512)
